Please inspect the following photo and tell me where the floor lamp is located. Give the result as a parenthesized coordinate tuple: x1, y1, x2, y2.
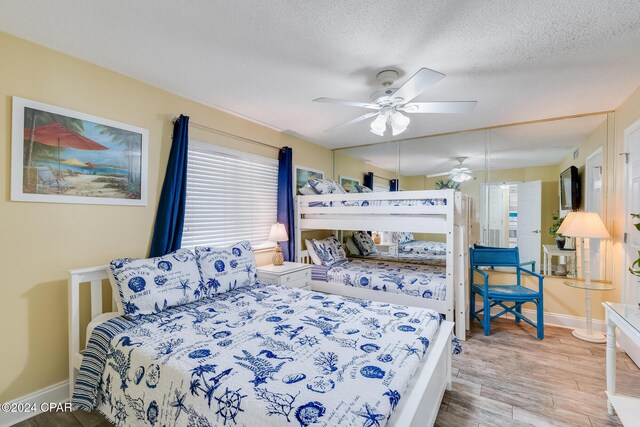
(557, 211, 611, 343)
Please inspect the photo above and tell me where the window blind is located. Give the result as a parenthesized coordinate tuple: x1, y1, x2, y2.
(181, 141, 278, 249)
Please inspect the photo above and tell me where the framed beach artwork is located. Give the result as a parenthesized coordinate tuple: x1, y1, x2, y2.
(11, 97, 148, 206)
(294, 165, 324, 194)
(339, 175, 360, 193)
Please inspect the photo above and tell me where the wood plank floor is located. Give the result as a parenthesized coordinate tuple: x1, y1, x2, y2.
(15, 319, 640, 426)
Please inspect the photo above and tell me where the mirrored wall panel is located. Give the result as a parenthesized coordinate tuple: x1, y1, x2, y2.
(333, 113, 612, 281)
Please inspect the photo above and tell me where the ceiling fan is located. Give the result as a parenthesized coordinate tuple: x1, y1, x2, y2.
(314, 68, 477, 136)
(427, 157, 474, 183)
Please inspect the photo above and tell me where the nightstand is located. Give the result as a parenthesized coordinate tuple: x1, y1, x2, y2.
(376, 244, 398, 255)
(257, 262, 312, 290)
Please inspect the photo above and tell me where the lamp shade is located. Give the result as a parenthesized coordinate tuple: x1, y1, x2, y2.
(557, 211, 610, 239)
(268, 223, 289, 242)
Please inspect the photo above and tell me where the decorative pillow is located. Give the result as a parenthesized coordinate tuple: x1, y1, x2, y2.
(308, 178, 347, 194)
(195, 240, 257, 294)
(298, 182, 318, 195)
(311, 235, 347, 266)
(109, 249, 202, 318)
(345, 236, 361, 256)
(355, 184, 373, 193)
(305, 239, 323, 265)
(392, 232, 414, 244)
(352, 231, 378, 256)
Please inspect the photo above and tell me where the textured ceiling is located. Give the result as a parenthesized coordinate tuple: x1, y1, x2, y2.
(340, 114, 608, 175)
(0, 1, 638, 149)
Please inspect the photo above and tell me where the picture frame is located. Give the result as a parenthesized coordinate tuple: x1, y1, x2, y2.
(339, 175, 361, 193)
(11, 96, 148, 206)
(294, 165, 324, 194)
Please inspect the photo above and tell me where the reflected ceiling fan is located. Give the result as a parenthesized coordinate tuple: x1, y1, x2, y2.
(427, 157, 474, 183)
(314, 68, 477, 136)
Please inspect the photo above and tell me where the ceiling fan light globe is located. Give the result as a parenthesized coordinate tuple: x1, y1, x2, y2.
(391, 111, 410, 127)
(370, 114, 387, 136)
(391, 122, 408, 136)
(450, 172, 472, 183)
(370, 126, 385, 136)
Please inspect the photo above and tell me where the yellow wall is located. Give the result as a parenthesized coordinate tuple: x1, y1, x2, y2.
(333, 150, 399, 189)
(0, 32, 332, 402)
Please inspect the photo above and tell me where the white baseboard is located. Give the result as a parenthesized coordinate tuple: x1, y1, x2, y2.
(476, 303, 605, 333)
(0, 380, 69, 427)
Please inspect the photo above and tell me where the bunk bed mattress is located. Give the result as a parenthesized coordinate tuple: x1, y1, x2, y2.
(73, 282, 442, 427)
(317, 259, 447, 300)
(398, 240, 447, 256)
(352, 252, 446, 266)
(307, 198, 446, 208)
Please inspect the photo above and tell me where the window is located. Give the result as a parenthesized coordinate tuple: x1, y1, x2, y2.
(181, 141, 278, 249)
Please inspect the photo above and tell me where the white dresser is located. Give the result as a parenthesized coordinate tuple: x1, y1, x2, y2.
(257, 262, 312, 290)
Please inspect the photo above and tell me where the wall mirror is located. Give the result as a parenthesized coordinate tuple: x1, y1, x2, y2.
(333, 113, 613, 281)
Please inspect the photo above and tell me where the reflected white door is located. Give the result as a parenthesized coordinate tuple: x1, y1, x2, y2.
(517, 180, 542, 273)
(625, 126, 640, 305)
(480, 184, 507, 246)
(586, 149, 604, 280)
(622, 119, 640, 368)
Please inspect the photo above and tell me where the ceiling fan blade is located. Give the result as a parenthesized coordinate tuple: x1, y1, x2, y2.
(313, 97, 381, 110)
(426, 171, 451, 178)
(324, 111, 380, 133)
(392, 68, 445, 103)
(400, 101, 478, 114)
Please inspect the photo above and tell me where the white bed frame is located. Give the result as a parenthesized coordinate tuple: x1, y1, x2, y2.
(296, 189, 470, 340)
(68, 265, 454, 427)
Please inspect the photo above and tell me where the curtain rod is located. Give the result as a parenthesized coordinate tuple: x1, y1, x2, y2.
(173, 117, 281, 151)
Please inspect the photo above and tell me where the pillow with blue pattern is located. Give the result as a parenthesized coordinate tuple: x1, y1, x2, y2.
(392, 232, 414, 244)
(308, 178, 347, 194)
(355, 184, 373, 193)
(352, 231, 378, 256)
(310, 235, 347, 266)
(109, 248, 202, 318)
(195, 240, 257, 294)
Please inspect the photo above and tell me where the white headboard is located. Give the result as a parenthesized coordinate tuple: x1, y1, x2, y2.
(67, 265, 112, 399)
(298, 249, 312, 265)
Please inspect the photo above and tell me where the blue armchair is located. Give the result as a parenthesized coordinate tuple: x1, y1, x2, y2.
(470, 247, 544, 339)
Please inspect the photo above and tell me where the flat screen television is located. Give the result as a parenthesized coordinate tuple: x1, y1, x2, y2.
(560, 166, 580, 210)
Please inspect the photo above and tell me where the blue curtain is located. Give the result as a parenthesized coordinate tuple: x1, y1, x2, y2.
(149, 115, 190, 257)
(390, 179, 399, 191)
(364, 172, 374, 190)
(277, 146, 295, 261)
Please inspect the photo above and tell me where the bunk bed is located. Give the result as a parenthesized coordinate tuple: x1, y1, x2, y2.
(296, 189, 470, 340)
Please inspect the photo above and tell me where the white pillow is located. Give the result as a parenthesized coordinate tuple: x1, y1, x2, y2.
(345, 236, 361, 256)
(195, 240, 257, 294)
(308, 178, 347, 194)
(355, 184, 373, 193)
(305, 239, 323, 265)
(109, 249, 202, 318)
(107, 267, 125, 315)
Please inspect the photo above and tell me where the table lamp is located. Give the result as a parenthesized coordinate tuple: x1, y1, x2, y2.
(557, 211, 610, 343)
(269, 223, 289, 266)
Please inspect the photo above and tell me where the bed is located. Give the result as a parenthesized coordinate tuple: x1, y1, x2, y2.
(296, 189, 470, 340)
(69, 266, 455, 427)
(311, 259, 447, 301)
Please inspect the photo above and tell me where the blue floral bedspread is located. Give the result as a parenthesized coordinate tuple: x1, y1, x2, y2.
(307, 198, 446, 208)
(323, 260, 447, 300)
(73, 283, 446, 427)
